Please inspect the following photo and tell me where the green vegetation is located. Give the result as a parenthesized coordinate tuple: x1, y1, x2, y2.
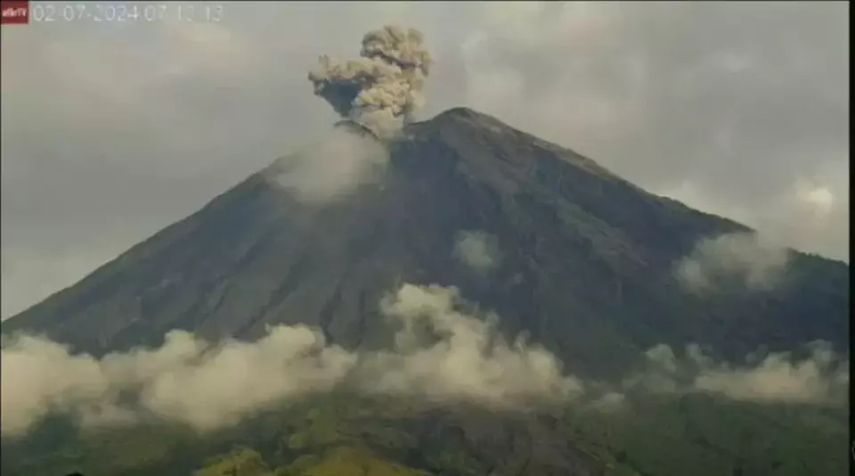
(564, 394, 848, 476)
(1, 392, 846, 476)
(278, 446, 429, 476)
(194, 448, 272, 476)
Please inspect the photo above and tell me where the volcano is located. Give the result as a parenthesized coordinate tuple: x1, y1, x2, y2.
(3, 107, 848, 378)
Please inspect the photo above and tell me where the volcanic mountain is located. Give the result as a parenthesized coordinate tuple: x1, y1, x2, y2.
(3, 107, 848, 378)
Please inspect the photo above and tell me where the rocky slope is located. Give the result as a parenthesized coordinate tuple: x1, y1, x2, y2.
(4, 107, 848, 378)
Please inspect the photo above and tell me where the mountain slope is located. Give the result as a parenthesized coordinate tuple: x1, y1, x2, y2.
(3, 107, 848, 378)
(2, 391, 847, 476)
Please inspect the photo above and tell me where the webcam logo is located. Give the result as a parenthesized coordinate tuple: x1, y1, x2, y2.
(1, 1, 29, 25)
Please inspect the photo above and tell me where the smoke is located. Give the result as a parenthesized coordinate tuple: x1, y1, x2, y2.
(453, 230, 501, 273)
(266, 126, 388, 203)
(623, 341, 848, 404)
(676, 232, 790, 292)
(1, 284, 580, 437)
(308, 25, 432, 140)
(264, 26, 432, 204)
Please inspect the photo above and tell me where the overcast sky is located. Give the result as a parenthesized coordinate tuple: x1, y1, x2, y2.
(1, 1, 848, 319)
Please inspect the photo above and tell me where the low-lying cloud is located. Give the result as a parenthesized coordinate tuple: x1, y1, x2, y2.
(1, 283, 580, 437)
(266, 126, 388, 203)
(588, 391, 627, 412)
(693, 342, 848, 404)
(676, 232, 790, 292)
(1, 325, 353, 435)
(353, 283, 582, 406)
(453, 230, 501, 273)
(4, 282, 844, 437)
(624, 341, 848, 405)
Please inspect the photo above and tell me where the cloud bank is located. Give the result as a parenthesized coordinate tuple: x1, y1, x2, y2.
(354, 283, 582, 406)
(693, 342, 848, 404)
(1, 325, 353, 435)
(1, 283, 580, 436)
(676, 232, 790, 292)
(624, 341, 848, 405)
(4, 285, 845, 436)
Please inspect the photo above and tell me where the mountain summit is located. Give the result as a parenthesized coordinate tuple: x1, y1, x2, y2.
(3, 107, 847, 378)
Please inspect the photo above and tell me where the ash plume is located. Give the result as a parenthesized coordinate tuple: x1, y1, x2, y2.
(308, 25, 432, 140)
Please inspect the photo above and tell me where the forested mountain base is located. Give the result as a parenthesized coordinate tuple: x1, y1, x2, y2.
(2, 392, 846, 476)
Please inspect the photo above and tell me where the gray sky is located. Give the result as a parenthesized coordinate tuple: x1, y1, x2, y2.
(1, 2, 848, 319)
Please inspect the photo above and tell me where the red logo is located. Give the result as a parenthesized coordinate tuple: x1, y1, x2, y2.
(1, 0, 29, 25)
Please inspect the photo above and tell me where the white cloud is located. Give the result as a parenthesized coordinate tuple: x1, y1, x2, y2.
(623, 341, 848, 405)
(589, 391, 626, 412)
(453, 230, 501, 273)
(1, 325, 353, 435)
(1, 283, 582, 436)
(358, 283, 583, 407)
(676, 232, 790, 292)
(4, 283, 845, 437)
(695, 354, 833, 403)
(795, 180, 835, 219)
(644, 344, 678, 374)
(659, 175, 848, 261)
(135, 326, 355, 431)
(1, 335, 109, 436)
